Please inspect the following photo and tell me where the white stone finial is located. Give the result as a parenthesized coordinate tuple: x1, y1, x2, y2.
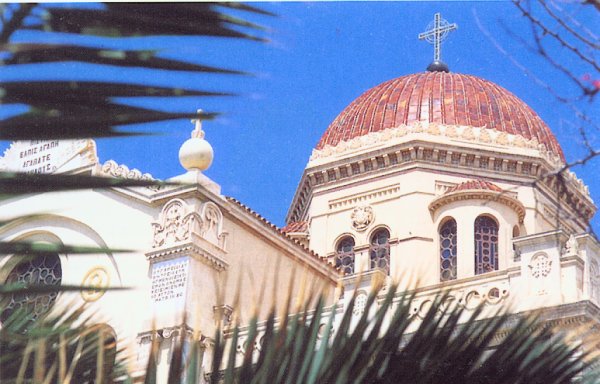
(179, 109, 214, 171)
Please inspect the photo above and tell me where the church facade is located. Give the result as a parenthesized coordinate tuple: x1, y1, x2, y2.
(0, 132, 339, 381)
(282, 70, 600, 350)
(1, 15, 600, 381)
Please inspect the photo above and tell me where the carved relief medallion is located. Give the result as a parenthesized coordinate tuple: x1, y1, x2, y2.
(81, 267, 110, 302)
(529, 253, 552, 296)
(529, 253, 552, 279)
(351, 205, 374, 231)
(152, 199, 201, 248)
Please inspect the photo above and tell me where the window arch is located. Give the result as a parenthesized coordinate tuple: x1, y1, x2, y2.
(439, 218, 457, 281)
(513, 225, 521, 239)
(474, 216, 499, 274)
(0, 253, 62, 326)
(72, 323, 117, 383)
(335, 236, 355, 275)
(370, 228, 390, 275)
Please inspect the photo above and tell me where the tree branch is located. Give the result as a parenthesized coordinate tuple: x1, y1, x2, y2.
(513, 0, 600, 73)
(540, 0, 599, 49)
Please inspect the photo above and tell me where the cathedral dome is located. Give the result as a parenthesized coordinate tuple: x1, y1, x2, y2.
(317, 72, 564, 160)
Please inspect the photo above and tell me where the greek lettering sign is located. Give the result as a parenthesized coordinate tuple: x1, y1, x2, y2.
(0, 139, 97, 174)
(150, 257, 189, 305)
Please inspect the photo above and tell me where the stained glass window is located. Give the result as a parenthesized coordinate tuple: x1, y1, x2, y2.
(370, 229, 390, 275)
(474, 216, 499, 274)
(0, 254, 62, 324)
(439, 219, 457, 281)
(335, 237, 355, 275)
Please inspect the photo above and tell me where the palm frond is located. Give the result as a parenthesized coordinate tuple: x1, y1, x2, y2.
(0, 241, 130, 256)
(1, 44, 249, 75)
(0, 172, 178, 195)
(0, 283, 127, 295)
(206, 285, 599, 384)
(29, 3, 267, 41)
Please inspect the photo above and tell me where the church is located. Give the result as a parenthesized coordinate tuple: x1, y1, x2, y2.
(1, 12, 599, 383)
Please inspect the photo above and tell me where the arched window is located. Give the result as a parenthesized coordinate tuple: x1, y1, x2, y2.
(335, 237, 355, 275)
(439, 219, 457, 281)
(370, 229, 390, 275)
(0, 253, 62, 326)
(72, 324, 117, 383)
(474, 216, 499, 274)
(512, 225, 520, 238)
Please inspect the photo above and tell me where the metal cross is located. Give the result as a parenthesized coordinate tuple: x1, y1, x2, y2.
(190, 109, 205, 139)
(418, 13, 457, 62)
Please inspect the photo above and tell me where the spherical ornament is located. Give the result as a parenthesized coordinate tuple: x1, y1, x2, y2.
(179, 137, 214, 171)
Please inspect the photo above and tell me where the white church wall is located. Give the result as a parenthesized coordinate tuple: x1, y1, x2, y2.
(0, 186, 162, 367)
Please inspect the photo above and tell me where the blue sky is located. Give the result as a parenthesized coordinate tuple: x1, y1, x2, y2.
(1, 2, 599, 231)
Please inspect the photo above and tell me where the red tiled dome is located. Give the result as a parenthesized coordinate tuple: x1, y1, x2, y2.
(317, 72, 564, 160)
(446, 179, 503, 194)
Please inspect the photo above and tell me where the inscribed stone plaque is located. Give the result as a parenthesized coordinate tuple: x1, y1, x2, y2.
(0, 139, 97, 174)
(150, 257, 189, 315)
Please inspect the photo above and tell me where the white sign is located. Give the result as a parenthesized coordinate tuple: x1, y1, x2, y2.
(0, 139, 97, 174)
(151, 257, 189, 304)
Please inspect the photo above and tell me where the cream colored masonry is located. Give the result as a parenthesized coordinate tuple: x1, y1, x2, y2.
(287, 123, 594, 229)
(285, 122, 597, 290)
(230, 232, 600, 368)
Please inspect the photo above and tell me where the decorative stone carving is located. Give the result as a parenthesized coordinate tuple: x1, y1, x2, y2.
(417, 299, 432, 318)
(317, 323, 334, 340)
(479, 128, 492, 143)
(427, 124, 440, 135)
(152, 199, 202, 248)
(308, 122, 566, 173)
(461, 126, 475, 140)
(529, 253, 552, 296)
(236, 334, 264, 355)
(445, 125, 458, 138)
(213, 304, 233, 326)
(529, 253, 552, 279)
(564, 234, 579, 257)
(351, 205, 374, 231)
(101, 160, 154, 181)
(80, 266, 110, 302)
(201, 202, 224, 246)
(152, 198, 228, 251)
(496, 132, 509, 145)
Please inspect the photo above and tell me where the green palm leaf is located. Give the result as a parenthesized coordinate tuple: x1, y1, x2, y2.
(205, 285, 599, 384)
(2, 44, 248, 74)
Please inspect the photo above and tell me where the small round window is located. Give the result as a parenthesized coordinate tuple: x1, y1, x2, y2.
(1, 254, 62, 324)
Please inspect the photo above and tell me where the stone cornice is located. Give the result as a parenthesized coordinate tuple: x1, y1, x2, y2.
(429, 189, 526, 223)
(309, 123, 562, 167)
(145, 239, 228, 272)
(287, 137, 595, 226)
(492, 300, 600, 343)
(513, 229, 568, 250)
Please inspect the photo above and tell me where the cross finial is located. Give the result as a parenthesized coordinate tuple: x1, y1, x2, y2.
(190, 109, 205, 139)
(418, 13, 457, 72)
